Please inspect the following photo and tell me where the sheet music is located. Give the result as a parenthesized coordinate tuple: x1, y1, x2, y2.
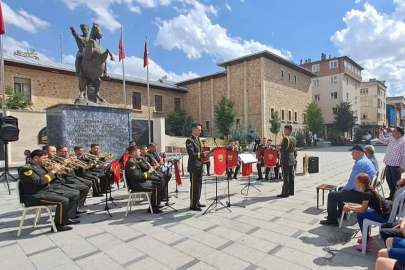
(239, 153, 257, 164)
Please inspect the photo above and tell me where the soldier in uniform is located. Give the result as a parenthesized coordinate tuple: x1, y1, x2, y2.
(125, 146, 162, 213)
(277, 125, 297, 198)
(257, 139, 277, 180)
(186, 123, 209, 211)
(146, 143, 172, 199)
(19, 149, 80, 232)
(70, 24, 89, 76)
(88, 144, 111, 192)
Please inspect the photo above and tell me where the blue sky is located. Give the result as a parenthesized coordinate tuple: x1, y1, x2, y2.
(3, 0, 405, 95)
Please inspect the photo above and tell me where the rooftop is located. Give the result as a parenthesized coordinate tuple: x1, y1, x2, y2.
(300, 55, 364, 70)
(4, 54, 187, 93)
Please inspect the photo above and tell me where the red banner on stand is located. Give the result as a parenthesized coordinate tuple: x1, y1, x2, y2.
(203, 147, 210, 163)
(213, 147, 227, 176)
(256, 148, 262, 160)
(241, 163, 253, 176)
(227, 150, 238, 168)
(263, 149, 277, 168)
(174, 161, 182, 186)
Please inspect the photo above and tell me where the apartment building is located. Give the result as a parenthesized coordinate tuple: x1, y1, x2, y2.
(359, 79, 387, 136)
(386, 96, 405, 127)
(300, 53, 363, 137)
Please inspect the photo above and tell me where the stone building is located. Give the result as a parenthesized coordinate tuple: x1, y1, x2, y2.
(177, 51, 315, 141)
(1, 54, 186, 163)
(300, 54, 363, 138)
(359, 79, 387, 136)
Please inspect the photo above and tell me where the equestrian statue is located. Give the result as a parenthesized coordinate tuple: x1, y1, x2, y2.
(70, 23, 115, 105)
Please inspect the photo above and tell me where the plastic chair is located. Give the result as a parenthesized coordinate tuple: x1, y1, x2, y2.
(16, 180, 57, 237)
(122, 171, 153, 217)
(360, 187, 405, 254)
(374, 167, 386, 197)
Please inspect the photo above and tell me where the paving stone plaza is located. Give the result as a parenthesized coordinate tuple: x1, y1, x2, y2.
(0, 146, 389, 270)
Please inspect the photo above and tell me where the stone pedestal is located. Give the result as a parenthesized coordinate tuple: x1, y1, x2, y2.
(46, 104, 131, 159)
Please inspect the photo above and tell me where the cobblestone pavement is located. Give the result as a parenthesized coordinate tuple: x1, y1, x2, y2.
(0, 146, 389, 269)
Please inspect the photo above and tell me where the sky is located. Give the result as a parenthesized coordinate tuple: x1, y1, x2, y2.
(3, 0, 405, 96)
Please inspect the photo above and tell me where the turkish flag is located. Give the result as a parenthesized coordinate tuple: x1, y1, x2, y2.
(203, 147, 210, 163)
(143, 40, 149, 67)
(0, 1, 5, 35)
(226, 150, 238, 168)
(110, 159, 121, 186)
(263, 149, 277, 168)
(241, 163, 253, 177)
(118, 32, 125, 61)
(121, 153, 129, 169)
(174, 160, 182, 186)
(213, 147, 227, 176)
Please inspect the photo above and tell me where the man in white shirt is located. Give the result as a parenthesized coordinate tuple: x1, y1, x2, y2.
(366, 132, 372, 145)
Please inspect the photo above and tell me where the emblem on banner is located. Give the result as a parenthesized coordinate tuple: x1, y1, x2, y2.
(228, 155, 233, 161)
(268, 154, 273, 159)
(218, 154, 223, 162)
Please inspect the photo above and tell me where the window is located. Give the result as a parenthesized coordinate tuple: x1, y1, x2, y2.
(329, 60, 338, 69)
(361, 101, 369, 107)
(294, 75, 297, 83)
(346, 93, 349, 101)
(302, 113, 307, 124)
(330, 76, 338, 84)
(360, 88, 369, 95)
(355, 96, 357, 104)
(281, 70, 284, 79)
(312, 64, 320, 73)
(174, 98, 181, 111)
(332, 107, 338, 114)
(14, 77, 31, 101)
(288, 110, 292, 122)
(346, 77, 349, 85)
(314, 94, 320, 101)
(330, 92, 337, 100)
(270, 108, 275, 119)
(205, 121, 210, 130)
(281, 109, 285, 121)
(288, 72, 291, 81)
(294, 111, 298, 122)
(236, 119, 241, 126)
(155, 95, 163, 112)
(312, 79, 320, 87)
(361, 113, 368, 120)
(132, 92, 141, 110)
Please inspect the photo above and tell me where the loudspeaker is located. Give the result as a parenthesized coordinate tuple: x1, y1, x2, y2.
(308, 156, 319, 173)
(0, 116, 19, 142)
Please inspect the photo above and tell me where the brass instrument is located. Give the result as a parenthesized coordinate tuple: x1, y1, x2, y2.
(86, 151, 114, 160)
(44, 160, 72, 175)
(52, 155, 91, 171)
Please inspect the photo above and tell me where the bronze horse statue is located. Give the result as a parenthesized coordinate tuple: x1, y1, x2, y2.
(75, 23, 115, 105)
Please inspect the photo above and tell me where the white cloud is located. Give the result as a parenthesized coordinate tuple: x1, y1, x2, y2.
(3, 36, 52, 61)
(108, 55, 198, 82)
(225, 3, 232, 11)
(331, 1, 405, 95)
(155, 0, 292, 61)
(61, 0, 173, 32)
(354, 0, 362, 3)
(62, 54, 76, 65)
(2, 2, 50, 33)
(240, 0, 245, 3)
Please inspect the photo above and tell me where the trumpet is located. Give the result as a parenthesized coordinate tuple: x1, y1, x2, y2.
(85, 151, 114, 160)
(44, 160, 72, 175)
(52, 155, 92, 171)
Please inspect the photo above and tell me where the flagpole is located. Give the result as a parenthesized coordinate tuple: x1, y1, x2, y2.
(146, 35, 151, 144)
(121, 27, 126, 108)
(1, 35, 5, 117)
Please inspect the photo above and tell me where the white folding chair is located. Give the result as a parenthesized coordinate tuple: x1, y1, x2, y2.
(16, 180, 57, 237)
(374, 167, 386, 197)
(123, 172, 154, 217)
(360, 187, 405, 254)
(339, 174, 378, 229)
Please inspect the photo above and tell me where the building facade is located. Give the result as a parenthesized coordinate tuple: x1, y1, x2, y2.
(358, 79, 387, 136)
(300, 54, 363, 138)
(177, 51, 315, 142)
(386, 96, 405, 127)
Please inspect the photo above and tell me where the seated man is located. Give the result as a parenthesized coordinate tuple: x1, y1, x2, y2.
(19, 149, 79, 232)
(320, 144, 376, 226)
(147, 143, 172, 196)
(226, 140, 240, 180)
(365, 144, 379, 172)
(125, 146, 163, 214)
(257, 139, 279, 180)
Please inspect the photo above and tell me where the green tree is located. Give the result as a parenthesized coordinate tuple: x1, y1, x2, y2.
(214, 96, 236, 137)
(245, 124, 257, 143)
(14, 49, 40, 60)
(166, 109, 194, 136)
(354, 129, 363, 144)
(0, 85, 31, 110)
(333, 101, 356, 135)
(230, 124, 245, 143)
(305, 101, 324, 135)
(303, 127, 312, 146)
(270, 111, 281, 148)
(293, 129, 306, 147)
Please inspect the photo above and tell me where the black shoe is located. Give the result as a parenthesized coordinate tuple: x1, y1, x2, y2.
(76, 210, 87, 214)
(233, 177, 238, 180)
(256, 177, 263, 180)
(289, 193, 294, 196)
(319, 219, 339, 226)
(207, 174, 211, 176)
(52, 225, 73, 232)
(277, 194, 289, 198)
(147, 208, 163, 214)
(265, 178, 269, 180)
(190, 206, 202, 211)
(71, 215, 80, 219)
(68, 219, 80, 225)
(385, 197, 393, 201)
(156, 205, 164, 209)
(197, 203, 206, 208)
(93, 193, 104, 197)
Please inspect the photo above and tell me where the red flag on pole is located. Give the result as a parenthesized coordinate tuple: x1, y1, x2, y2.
(110, 160, 121, 186)
(143, 39, 149, 68)
(174, 160, 182, 186)
(0, 1, 5, 35)
(118, 29, 125, 61)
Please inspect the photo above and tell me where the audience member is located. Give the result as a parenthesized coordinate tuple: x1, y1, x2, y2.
(376, 237, 405, 270)
(24, 150, 31, 164)
(365, 145, 379, 172)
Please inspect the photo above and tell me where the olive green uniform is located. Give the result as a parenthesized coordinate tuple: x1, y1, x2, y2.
(186, 135, 205, 208)
(279, 135, 297, 196)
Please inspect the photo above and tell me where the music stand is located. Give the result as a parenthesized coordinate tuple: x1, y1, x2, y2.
(161, 157, 183, 212)
(240, 153, 261, 196)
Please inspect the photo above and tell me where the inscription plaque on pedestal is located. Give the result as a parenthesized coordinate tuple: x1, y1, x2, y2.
(46, 104, 131, 158)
